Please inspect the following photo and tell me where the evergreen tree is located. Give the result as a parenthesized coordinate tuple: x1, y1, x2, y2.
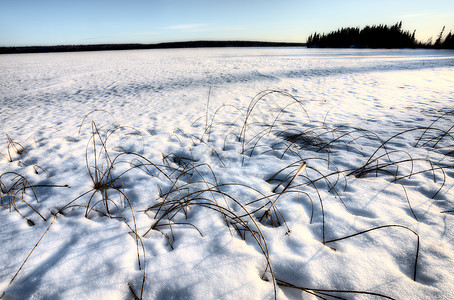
(306, 22, 419, 48)
(441, 31, 454, 49)
(434, 26, 446, 48)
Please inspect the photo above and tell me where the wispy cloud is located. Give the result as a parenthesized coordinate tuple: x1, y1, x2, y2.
(122, 32, 159, 37)
(400, 13, 425, 18)
(217, 26, 245, 32)
(163, 24, 245, 33)
(164, 24, 206, 30)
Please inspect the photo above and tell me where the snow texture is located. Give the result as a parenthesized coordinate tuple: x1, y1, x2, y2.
(1, 48, 454, 299)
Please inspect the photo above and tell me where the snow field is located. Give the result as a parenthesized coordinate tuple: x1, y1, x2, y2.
(1, 48, 454, 299)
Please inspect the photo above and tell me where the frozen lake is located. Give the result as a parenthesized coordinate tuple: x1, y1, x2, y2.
(1, 48, 454, 299)
(1, 48, 453, 136)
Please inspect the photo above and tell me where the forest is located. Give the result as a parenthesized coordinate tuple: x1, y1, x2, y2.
(0, 41, 305, 54)
(1, 23, 453, 54)
(306, 22, 454, 49)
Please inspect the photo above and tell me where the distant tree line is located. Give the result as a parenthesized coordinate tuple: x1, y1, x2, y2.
(307, 22, 454, 49)
(0, 41, 305, 55)
(433, 26, 454, 49)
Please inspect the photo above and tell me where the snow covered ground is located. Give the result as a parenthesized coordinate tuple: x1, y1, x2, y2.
(1, 48, 454, 299)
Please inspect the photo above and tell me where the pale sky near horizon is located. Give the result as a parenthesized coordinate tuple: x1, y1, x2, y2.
(0, 0, 453, 46)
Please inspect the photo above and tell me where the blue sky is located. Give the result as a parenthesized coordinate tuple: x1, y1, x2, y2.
(0, 0, 453, 46)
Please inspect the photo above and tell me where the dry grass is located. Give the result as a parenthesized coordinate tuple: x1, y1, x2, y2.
(2, 91, 453, 299)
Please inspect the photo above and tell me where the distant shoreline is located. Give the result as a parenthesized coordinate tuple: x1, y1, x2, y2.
(0, 41, 306, 54)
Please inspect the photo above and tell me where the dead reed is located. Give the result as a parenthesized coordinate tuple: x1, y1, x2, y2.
(2, 90, 453, 300)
